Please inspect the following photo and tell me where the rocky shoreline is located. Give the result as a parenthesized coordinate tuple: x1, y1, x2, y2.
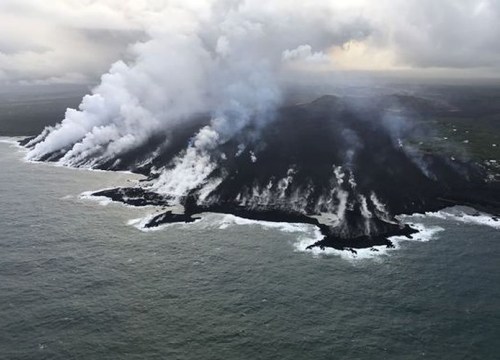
(22, 93, 500, 253)
(89, 186, 463, 253)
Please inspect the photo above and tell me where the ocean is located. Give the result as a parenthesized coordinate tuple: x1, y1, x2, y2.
(0, 139, 499, 359)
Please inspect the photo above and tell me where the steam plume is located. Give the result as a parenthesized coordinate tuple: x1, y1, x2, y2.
(27, 0, 370, 168)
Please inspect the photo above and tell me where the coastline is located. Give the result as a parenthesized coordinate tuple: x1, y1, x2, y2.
(13, 135, 500, 254)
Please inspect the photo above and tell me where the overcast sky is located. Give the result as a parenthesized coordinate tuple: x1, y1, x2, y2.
(1, 0, 499, 85)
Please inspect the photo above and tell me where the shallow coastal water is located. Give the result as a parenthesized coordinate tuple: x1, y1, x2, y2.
(0, 139, 499, 360)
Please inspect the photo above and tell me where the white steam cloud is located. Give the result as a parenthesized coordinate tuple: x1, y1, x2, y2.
(3, 0, 500, 84)
(282, 45, 331, 65)
(27, 0, 372, 173)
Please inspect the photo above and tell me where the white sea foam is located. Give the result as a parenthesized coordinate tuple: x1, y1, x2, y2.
(399, 208, 500, 230)
(216, 214, 313, 233)
(127, 214, 162, 231)
(127, 213, 202, 232)
(126, 209, 448, 261)
(293, 225, 397, 261)
(0, 137, 28, 157)
(294, 222, 445, 261)
(296, 243, 392, 261)
(79, 190, 114, 206)
(79, 188, 155, 208)
(203, 213, 400, 261)
(0, 137, 23, 147)
(127, 211, 315, 237)
(388, 223, 445, 248)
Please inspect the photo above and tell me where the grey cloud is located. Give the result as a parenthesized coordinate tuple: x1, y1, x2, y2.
(379, 0, 500, 69)
(0, 0, 147, 84)
(0, 43, 49, 56)
(1, 0, 500, 86)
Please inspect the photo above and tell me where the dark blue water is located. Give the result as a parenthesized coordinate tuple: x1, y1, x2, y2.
(1, 140, 499, 360)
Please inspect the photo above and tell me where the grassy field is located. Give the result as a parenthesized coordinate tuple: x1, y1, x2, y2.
(403, 85, 500, 180)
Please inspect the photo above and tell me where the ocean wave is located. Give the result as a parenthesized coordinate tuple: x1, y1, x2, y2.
(126, 213, 201, 232)
(216, 214, 314, 233)
(79, 189, 159, 209)
(388, 223, 445, 247)
(0, 137, 23, 146)
(294, 222, 444, 261)
(399, 208, 500, 230)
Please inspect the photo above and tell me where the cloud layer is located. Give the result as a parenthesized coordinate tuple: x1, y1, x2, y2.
(2, 0, 500, 85)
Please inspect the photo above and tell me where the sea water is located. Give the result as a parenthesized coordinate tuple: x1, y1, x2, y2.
(0, 139, 499, 360)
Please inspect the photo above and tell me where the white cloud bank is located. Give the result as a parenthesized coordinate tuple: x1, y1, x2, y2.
(1, 0, 500, 85)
